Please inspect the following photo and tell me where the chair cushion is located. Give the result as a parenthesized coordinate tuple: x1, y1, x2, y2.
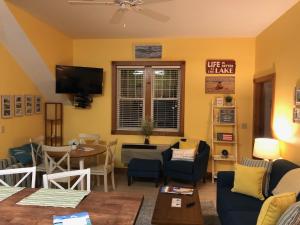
(227, 211, 260, 225)
(165, 160, 194, 174)
(171, 148, 196, 161)
(218, 187, 263, 213)
(128, 158, 161, 172)
(272, 168, 300, 196)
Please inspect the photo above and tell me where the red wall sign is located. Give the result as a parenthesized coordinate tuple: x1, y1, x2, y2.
(206, 60, 236, 74)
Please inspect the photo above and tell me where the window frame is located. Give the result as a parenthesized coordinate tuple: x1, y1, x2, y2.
(111, 61, 185, 136)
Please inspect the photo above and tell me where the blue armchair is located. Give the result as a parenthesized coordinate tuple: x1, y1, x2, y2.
(162, 140, 210, 186)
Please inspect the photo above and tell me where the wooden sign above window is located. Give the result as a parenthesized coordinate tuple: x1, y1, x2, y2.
(206, 60, 236, 74)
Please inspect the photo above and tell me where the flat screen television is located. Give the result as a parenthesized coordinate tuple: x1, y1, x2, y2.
(56, 65, 103, 94)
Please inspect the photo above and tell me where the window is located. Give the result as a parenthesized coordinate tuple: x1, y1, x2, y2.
(112, 61, 185, 136)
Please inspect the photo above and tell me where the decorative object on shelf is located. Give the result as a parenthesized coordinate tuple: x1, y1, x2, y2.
(217, 133, 234, 142)
(224, 95, 233, 106)
(206, 59, 236, 74)
(295, 88, 300, 105)
(25, 95, 33, 115)
(220, 109, 235, 123)
(215, 97, 224, 106)
(205, 76, 235, 94)
(293, 108, 300, 123)
(34, 96, 41, 114)
(253, 138, 280, 160)
(14, 95, 24, 117)
(135, 45, 162, 59)
(221, 149, 229, 158)
(141, 118, 154, 144)
(1, 95, 13, 119)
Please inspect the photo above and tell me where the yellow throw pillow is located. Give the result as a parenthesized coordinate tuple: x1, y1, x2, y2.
(232, 164, 266, 200)
(256, 192, 296, 225)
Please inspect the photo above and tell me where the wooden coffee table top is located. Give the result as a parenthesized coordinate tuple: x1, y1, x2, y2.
(151, 188, 204, 225)
(0, 188, 143, 225)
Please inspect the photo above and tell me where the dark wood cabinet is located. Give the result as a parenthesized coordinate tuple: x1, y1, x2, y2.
(45, 103, 63, 146)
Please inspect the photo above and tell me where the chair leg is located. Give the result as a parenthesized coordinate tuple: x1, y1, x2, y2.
(104, 173, 108, 192)
(97, 175, 100, 186)
(111, 170, 116, 190)
(193, 181, 197, 187)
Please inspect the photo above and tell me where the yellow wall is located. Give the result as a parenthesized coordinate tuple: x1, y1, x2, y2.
(0, 44, 43, 158)
(0, 2, 73, 158)
(256, 2, 300, 164)
(69, 38, 255, 167)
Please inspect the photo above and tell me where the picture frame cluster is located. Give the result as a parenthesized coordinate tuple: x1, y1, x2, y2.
(293, 88, 300, 123)
(1, 95, 41, 119)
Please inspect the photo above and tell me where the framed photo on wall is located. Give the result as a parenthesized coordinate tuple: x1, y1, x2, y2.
(14, 95, 24, 116)
(135, 45, 162, 59)
(1, 95, 13, 119)
(205, 76, 235, 94)
(25, 95, 33, 115)
(293, 108, 300, 123)
(35, 96, 41, 114)
(295, 88, 300, 105)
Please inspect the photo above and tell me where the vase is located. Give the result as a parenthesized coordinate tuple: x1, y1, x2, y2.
(144, 137, 150, 144)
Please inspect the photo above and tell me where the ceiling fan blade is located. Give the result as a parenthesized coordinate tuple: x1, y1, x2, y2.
(110, 8, 127, 24)
(135, 7, 169, 22)
(68, 0, 116, 5)
(142, 0, 173, 5)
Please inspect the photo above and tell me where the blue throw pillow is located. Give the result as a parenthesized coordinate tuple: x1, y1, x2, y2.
(9, 144, 33, 165)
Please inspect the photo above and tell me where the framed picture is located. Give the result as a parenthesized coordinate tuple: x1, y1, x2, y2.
(215, 97, 224, 106)
(219, 109, 235, 123)
(216, 133, 234, 141)
(293, 108, 300, 123)
(25, 95, 33, 115)
(205, 76, 235, 94)
(1, 95, 13, 119)
(14, 95, 24, 116)
(135, 45, 162, 59)
(295, 88, 300, 105)
(35, 96, 41, 114)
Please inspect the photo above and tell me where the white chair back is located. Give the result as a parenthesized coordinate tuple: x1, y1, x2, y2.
(30, 136, 44, 167)
(43, 169, 91, 191)
(0, 167, 36, 188)
(42, 145, 72, 174)
(78, 133, 100, 145)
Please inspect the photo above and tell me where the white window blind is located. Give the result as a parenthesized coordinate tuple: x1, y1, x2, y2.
(151, 68, 181, 131)
(117, 68, 145, 130)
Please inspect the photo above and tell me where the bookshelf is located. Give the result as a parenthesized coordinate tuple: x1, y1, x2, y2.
(211, 98, 238, 183)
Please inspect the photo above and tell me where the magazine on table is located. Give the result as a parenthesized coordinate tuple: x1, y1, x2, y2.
(160, 186, 194, 195)
(53, 212, 92, 225)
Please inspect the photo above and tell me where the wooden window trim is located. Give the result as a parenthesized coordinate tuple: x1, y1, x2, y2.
(111, 61, 185, 136)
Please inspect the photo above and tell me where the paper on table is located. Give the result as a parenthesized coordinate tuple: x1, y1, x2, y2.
(62, 217, 87, 225)
(83, 147, 94, 151)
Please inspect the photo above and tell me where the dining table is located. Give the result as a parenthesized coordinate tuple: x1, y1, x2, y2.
(0, 188, 144, 225)
(47, 144, 107, 189)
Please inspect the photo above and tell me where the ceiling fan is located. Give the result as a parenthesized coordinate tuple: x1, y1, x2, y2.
(68, 0, 171, 24)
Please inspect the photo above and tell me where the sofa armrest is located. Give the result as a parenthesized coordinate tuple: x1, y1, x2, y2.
(217, 171, 235, 189)
(161, 142, 179, 164)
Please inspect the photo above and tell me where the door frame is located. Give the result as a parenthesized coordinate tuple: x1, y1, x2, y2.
(253, 73, 276, 144)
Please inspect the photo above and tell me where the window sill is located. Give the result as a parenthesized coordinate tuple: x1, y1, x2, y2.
(111, 130, 184, 137)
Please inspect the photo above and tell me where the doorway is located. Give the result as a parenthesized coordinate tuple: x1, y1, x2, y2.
(253, 74, 275, 141)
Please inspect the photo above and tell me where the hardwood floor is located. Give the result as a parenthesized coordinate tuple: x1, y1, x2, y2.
(91, 172, 217, 206)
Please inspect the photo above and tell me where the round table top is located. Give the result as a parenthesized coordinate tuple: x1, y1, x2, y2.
(48, 144, 106, 159)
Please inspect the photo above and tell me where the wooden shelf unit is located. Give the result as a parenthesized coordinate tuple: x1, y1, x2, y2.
(211, 99, 238, 183)
(45, 103, 63, 146)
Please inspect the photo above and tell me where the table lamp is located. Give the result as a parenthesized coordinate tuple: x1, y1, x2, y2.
(253, 138, 280, 160)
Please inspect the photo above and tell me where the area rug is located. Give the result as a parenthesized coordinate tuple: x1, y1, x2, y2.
(136, 195, 221, 225)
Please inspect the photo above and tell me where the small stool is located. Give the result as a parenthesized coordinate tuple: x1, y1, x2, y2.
(128, 158, 161, 187)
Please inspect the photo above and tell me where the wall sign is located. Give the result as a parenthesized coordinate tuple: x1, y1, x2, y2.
(205, 76, 235, 94)
(206, 60, 236, 74)
(135, 45, 162, 59)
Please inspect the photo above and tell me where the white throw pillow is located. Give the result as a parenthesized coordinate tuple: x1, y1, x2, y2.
(171, 148, 196, 161)
(272, 168, 300, 195)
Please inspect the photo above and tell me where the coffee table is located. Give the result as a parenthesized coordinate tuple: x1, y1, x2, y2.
(151, 188, 204, 225)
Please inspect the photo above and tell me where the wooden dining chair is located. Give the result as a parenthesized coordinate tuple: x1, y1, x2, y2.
(90, 139, 118, 192)
(0, 166, 36, 188)
(30, 136, 46, 172)
(42, 145, 72, 188)
(43, 169, 91, 191)
(78, 133, 100, 145)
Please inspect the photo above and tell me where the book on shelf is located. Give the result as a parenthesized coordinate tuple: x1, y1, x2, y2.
(160, 186, 194, 195)
(53, 212, 92, 225)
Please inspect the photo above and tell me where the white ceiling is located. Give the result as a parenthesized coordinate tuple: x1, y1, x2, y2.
(8, 0, 300, 38)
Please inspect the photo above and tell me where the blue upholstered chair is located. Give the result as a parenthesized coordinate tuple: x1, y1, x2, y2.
(162, 140, 210, 186)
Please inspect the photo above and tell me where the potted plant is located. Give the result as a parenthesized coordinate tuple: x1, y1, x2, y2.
(141, 118, 154, 144)
(224, 95, 233, 106)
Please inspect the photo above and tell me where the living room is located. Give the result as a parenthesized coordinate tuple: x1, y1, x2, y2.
(0, 0, 300, 225)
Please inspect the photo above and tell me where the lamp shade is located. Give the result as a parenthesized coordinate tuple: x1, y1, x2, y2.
(253, 138, 280, 160)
